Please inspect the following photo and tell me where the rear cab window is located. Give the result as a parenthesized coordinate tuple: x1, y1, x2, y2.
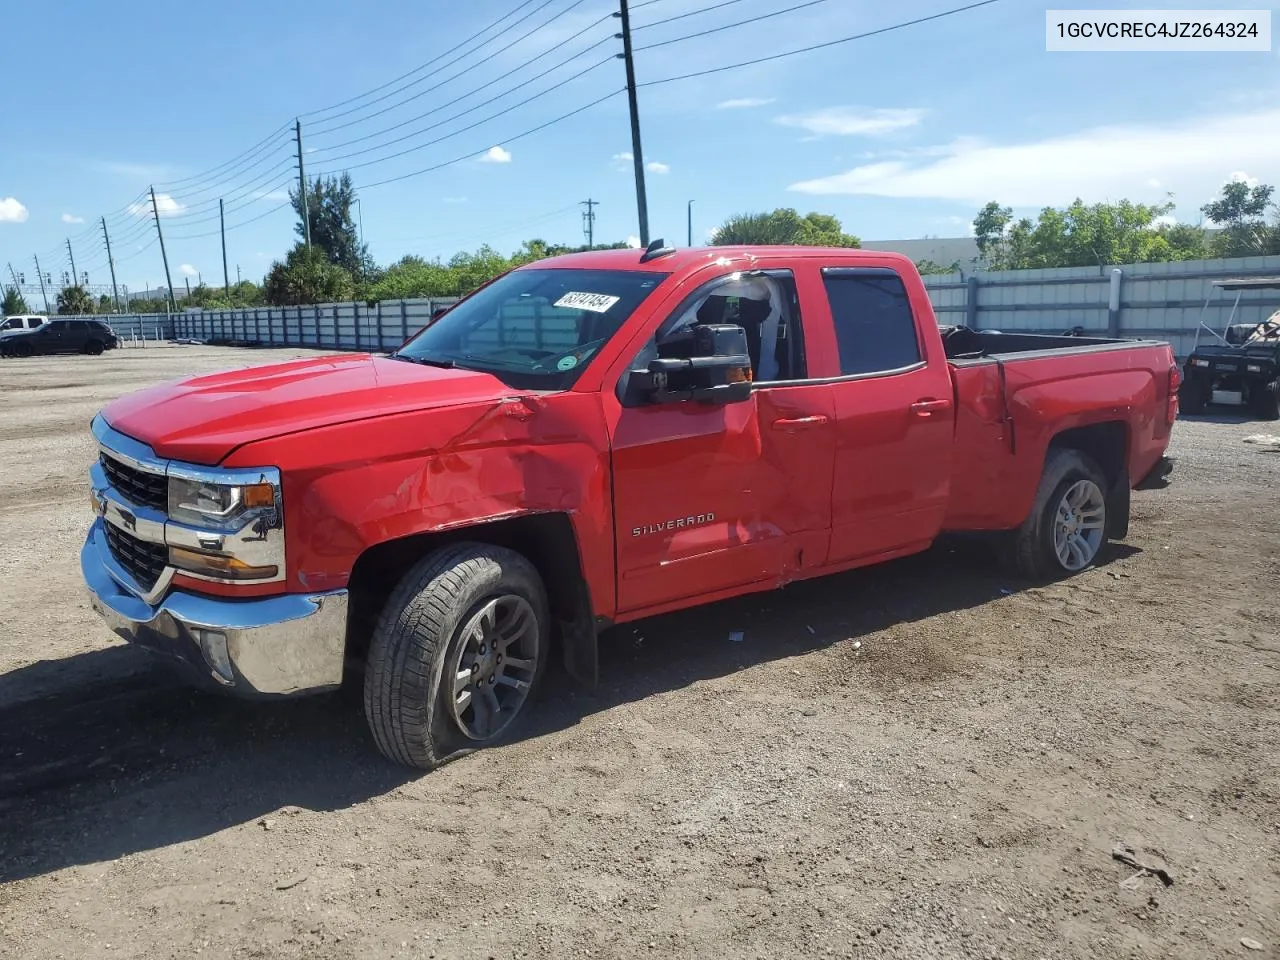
(821, 268, 923, 376)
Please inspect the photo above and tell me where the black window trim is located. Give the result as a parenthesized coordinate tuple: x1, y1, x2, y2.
(819, 264, 926, 380)
(637, 267, 811, 386)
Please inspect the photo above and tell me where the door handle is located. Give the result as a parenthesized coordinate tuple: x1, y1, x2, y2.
(910, 398, 951, 417)
(771, 414, 830, 430)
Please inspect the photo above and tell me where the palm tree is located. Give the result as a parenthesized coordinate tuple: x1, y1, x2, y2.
(56, 285, 95, 315)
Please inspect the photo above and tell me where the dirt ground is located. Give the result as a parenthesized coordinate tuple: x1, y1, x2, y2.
(0, 345, 1277, 960)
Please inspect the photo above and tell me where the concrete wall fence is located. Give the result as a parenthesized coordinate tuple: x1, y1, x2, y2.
(62, 255, 1280, 360)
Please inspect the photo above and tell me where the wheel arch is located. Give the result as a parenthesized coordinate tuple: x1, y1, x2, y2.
(345, 512, 598, 687)
(1046, 420, 1130, 539)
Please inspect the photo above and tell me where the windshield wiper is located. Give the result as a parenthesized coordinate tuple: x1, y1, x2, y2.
(391, 352, 455, 369)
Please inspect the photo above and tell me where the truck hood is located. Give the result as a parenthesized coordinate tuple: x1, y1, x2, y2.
(101, 353, 519, 464)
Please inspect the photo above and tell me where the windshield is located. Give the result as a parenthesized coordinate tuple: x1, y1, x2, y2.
(395, 268, 669, 389)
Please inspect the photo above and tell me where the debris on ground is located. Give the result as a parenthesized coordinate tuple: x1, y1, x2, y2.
(1242, 434, 1280, 449)
(275, 875, 308, 891)
(1241, 937, 1264, 951)
(1112, 843, 1174, 887)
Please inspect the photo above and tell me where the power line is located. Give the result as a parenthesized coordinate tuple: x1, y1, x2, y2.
(356, 89, 623, 190)
(165, 199, 294, 241)
(299, 0, 546, 121)
(635, 0, 832, 51)
(314, 59, 616, 174)
(632, 0, 751, 30)
(307, 0, 567, 131)
(640, 0, 999, 85)
(310, 44, 615, 164)
(152, 124, 294, 190)
(310, 18, 614, 153)
(311, 0, 601, 137)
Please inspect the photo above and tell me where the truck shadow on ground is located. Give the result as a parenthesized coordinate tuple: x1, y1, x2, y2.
(0, 537, 1137, 883)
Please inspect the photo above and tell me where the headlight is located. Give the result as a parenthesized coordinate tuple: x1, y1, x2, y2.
(168, 475, 276, 528)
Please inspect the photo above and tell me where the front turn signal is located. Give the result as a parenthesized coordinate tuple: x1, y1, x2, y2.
(169, 546, 278, 581)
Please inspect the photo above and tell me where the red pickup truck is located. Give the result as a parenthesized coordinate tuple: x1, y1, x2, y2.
(82, 244, 1177, 768)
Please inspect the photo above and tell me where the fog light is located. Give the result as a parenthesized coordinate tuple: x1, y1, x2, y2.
(1246, 364, 1262, 373)
(195, 629, 234, 685)
(169, 546, 278, 580)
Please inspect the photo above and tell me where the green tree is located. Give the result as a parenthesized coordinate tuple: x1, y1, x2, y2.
(1201, 180, 1279, 257)
(3, 286, 29, 315)
(56, 285, 95, 315)
(973, 198, 1206, 269)
(711, 208, 860, 247)
(914, 259, 961, 275)
(264, 243, 356, 305)
(291, 173, 372, 278)
(97, 293, 113, 313)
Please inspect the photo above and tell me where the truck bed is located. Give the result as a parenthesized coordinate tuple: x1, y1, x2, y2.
(940, 328, 1176, 532)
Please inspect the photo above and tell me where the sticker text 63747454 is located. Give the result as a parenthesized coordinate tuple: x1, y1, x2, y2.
(554, 291, 621, 313)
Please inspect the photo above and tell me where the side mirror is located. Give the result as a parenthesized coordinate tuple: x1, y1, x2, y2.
(634, 324, 753, 404)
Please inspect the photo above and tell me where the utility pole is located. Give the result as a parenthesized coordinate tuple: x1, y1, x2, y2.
(65, 238, 79, 290)
(581, 199, 597, 248)
(185, 277, 192, 301)
(614, 0, 649, 247)
(149, 186, 176, 313)
(355, 198, 364, 246)
(687, 200, 694, 247)
(33, 255, 49, 312)
(220, 198, 230, 293)
(236, 264, 241, 286)
(6, 262, 19, 292)
(101, 217, 121, 312)
(295, 119, 312, 249)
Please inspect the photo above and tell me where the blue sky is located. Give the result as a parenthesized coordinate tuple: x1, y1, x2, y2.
(2, 0, 1277, 295)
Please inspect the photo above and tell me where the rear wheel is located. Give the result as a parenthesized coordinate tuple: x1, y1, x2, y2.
(1007, 449, 1109, 581)
(1178, 375, 1208, 415)
(363, 543, 548, 769)
(1255, 380, 1280, 421)
(12, 341, 33, 358)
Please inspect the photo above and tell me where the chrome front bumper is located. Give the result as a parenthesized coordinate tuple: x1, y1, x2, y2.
(82, 519, 348, 697)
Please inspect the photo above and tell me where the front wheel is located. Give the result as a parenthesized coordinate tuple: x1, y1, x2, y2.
(84, 339, 105, 356)
(363, 543, 549, 769)
(1007, 449, 1109, 581)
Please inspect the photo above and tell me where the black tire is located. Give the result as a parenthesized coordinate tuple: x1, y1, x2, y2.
(1178, 375, 1207, 415)
(84, 339, 104, 356)
(363, 542, 549, 769)
(12, 341, 33, 358)
(1256, 380, 1280, 421)
(1007, 448, 1109, 582)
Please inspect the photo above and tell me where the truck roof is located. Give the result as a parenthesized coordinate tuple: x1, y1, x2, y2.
(522, 245, 917, 274)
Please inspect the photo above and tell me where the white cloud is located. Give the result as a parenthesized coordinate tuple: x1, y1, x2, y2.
(776, 107, 925, 138)
(625, 235, 641, 248)
(1227, 170, 1259, 187)
(128, 193, 184, 217)
(479, 146, 512, 163)
(613, 151, 634, 162)
(646, 161, 670, 174)
(179, 264, 198, 277)
(0, 197, 29, 223)
(61, 213, 85, 224)
(787, 107, 1280, 208)
(1153, 214, 1178, 228)
(717, 97, 775, 110)
(443, 196, 468, 204)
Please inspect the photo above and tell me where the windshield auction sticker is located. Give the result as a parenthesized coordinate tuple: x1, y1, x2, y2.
(554, 292, 621, 313)
(1047, 10, 1271, 51)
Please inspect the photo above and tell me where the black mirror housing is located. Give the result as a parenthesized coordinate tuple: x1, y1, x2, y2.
(636, 324, 752, 404)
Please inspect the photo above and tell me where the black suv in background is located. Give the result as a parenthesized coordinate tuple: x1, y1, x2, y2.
(0, 319, 119, 358)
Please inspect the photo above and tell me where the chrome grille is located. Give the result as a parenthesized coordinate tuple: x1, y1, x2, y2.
(104, 523, 167, 590)
(100, 454, 167, 511)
